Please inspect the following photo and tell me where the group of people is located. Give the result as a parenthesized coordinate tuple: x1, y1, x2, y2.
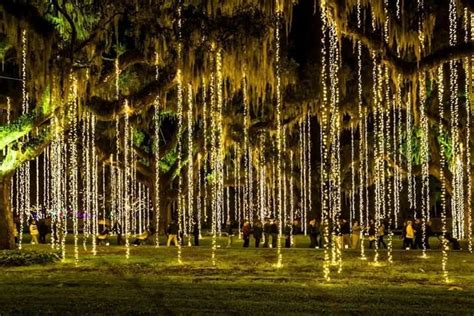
(241, 218, 284, 248)
(19, 218, 49, 245)
(307, 217, 445, 251)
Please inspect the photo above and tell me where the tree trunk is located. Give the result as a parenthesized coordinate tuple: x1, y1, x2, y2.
(0, 175, 15, 250)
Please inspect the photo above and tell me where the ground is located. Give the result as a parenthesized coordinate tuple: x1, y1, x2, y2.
(0, 235, 473, 315)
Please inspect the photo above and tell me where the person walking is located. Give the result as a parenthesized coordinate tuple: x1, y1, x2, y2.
(270, 219, 279, 248)
(263, 218, 271, 248)
(377, 222, 387, 249)
(404, 220, 415, 249)
(193, 219, 200, 246)
(166, 220, 179, 247)
(29, 220, 39, 245)
(425, 220, 433, 249)
(37, 217, 48, 244)
(284, 222, 292, 248)
(308, 219, 318, 248)
(226, 220, 234, 247)
(341, 218, 351, 249)
(414, 218, 424, 249)
(351, 220, 361, 250)
(368, 219, 376, 249)
(253, 220, 263, 248)
(242, 220, 251, 248)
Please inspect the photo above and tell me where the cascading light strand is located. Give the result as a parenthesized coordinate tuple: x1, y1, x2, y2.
(438, 66, 449, 283)
(68, 75, 79, 263)
(176, 2, 184, 264)
(154, 97, 161, 246)
(275, 1, 284, 268)
(187, 83, 194, 246)
(419, 72, 430, 258)
(450, 0, 463, 240)
(320, 0, 331, 281)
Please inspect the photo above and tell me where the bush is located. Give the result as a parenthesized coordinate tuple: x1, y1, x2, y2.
(0, 250, 60, 266)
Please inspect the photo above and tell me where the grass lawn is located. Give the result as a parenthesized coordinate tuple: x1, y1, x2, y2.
(0, 235, 473, 315)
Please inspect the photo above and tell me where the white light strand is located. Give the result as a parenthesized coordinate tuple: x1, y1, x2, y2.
(275, 3, 284, 268)
(438, 66, 449, 283)
(187, 84, 194, 246)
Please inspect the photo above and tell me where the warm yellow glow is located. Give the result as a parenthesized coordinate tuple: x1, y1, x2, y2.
(438, 66, 449, 283)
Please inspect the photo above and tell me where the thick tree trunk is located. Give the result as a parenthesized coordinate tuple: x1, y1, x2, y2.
(0, 175, 15, 250)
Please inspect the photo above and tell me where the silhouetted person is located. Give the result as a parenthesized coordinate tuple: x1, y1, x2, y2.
(37, 218, 48, 244)
(112, 220, 123, 245)
(242, 221, 251, 248)
(263, 219, 271, 248)
(166, 221, 179, 247)
(340, 218, 351, 249)
(414, 218, 423, 249)
(377, 223, 387, 249)
(270, 219, 279, 248)
(425, 221, 433, 249)
(193, 220, 200, 246)
(284, 222, 292, 248)
(368, 219, 376, 249)
(226, 221, 234, 247)
(253, 220, 263, 247)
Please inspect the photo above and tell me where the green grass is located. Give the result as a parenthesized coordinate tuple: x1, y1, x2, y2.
(0, 235, 473, 315)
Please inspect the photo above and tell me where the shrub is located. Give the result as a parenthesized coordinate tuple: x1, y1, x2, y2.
(0, 250, 60, 266)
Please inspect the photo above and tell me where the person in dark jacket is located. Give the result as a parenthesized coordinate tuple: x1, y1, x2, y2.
(242, 220, 251, 248)
(166, 221, 179, 247)
(253, 220, 263, 247)
(37, 218, 49, 244)
(368, 219, 376, 249)
(284, 222, 292, 248)
(377, 223, 387, 249)
(308, 219, 319, 248)
(270, 219, 279, 248)
(424, 220, 433, 249)
(112, 220, 123, 245)
(340, 218, 351, 249)
(226, 221, 234, 247)
(263, 218, 271, 247)
(193, 219, 200, 246)
(414, 218, 423, 249)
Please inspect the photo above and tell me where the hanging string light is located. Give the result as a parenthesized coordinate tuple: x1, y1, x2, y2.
(258, 133, 266, 221)
(68, 75, 79, 263)
(356, 0, 366, 260)
(123, 101, 131, 259)
(350, 123, 355, 228)
(289, 150, 294, 246)
(384, 66, 393, 264)
(209, 50, 218, 265)
(215, 48, 225, 237)
(320, 0, 331, 281)
(275, 1, 284, 268)
(438, 66, 449, 283)
(18, 29, 28, 250)
(91, 113, 98, 256)
(299, 119, 305, 232)
(154, 97, 160, 246)
(396, 75, 403, 227)
(202, 78, 208, 224)
(187, 84, 194, 246)
(306, 112, 312, 235)
(372, 52, 381, 264)
(176, 2, 184, 264)
(467, 11, 474, 253)
(419, 72, 430, 258)
(235, 144, 241, 237)
(242, 73, 250, 222)
(449, 0, 464, 240)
